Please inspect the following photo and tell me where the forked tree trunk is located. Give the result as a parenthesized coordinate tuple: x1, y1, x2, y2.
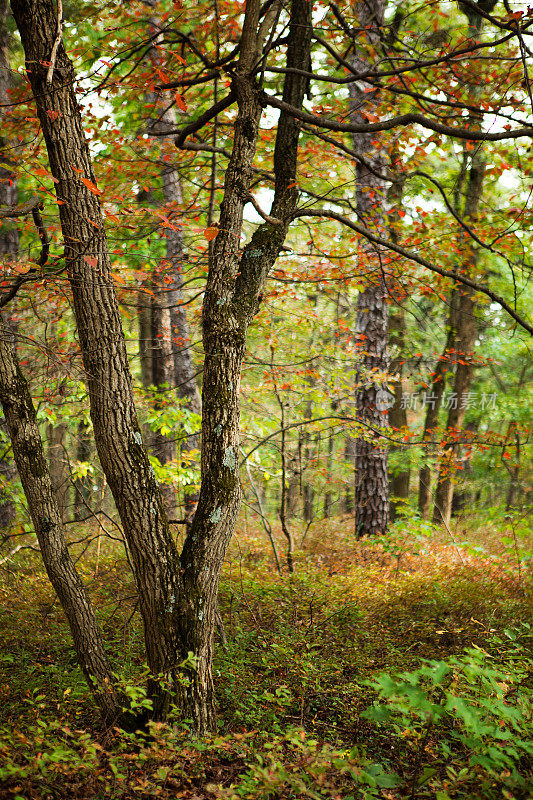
(0, 316, 128, 725)
(350, 0, 390, 537)
(12, 0, 312, 733)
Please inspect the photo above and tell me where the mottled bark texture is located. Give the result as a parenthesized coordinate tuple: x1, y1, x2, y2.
(11, 0, 183, 722)
(178, 0, 312, 726)
(0, 0, 18, 532)
(0, 316, 128, 724)
(350, 0, 390, 537)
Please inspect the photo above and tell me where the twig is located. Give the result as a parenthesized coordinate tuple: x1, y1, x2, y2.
(46, 0, 63, 85)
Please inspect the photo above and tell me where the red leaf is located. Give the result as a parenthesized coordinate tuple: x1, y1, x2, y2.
(81, 177, 103, 196)
(203, 226, 219, 241)
(174, 93, 187, 112)
(84, 256, 98, 268)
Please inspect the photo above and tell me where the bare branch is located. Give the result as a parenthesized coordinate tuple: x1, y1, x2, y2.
(290, 207, 533, 335)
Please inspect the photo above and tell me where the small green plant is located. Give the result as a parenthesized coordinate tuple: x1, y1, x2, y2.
(208, 727, 400, 799)
(363, 626, 533, 799)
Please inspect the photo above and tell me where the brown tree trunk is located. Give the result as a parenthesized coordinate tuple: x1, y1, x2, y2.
(178, 0, 312, 721)
(138, 12, 202, 520)
(73, 420, 92, 520)
(350, 0, 390, 537)
(417, 313, 457, 518)
(0, 0, 18, 532)
(47, 419, 69, 522)
(0, 315, 128, 725)
(388, 304, 410, 521)
(432, 8, 487, 526)
(12, 0, 312, 733)
(12, 0, 184, 721)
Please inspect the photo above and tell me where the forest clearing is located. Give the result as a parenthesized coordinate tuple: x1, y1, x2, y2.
(1, 512, 531, 798)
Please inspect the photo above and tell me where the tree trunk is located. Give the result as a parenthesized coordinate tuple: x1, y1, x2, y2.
(350, 0, 390, 537)
(388, 303, 410, 521)
(73, 420, 92, 520)
(12, 0, 312, 733)
(432, 7, 487, 526)
(0, 315, 128, 725)
(47, 420, 69, 522)
(0, 0, 18, 532)
(138, 11, 202, 520)
(417, 312, 456, 518)
(12, 0, 184, 720)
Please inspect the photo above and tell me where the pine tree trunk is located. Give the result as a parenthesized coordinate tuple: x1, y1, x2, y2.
(350, 0, 390, 537)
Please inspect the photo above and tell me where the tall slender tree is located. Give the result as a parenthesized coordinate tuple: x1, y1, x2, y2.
(349, 0, 390, 537)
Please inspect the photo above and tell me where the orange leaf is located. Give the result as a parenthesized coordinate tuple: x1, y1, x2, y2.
(81, 177, 103, 196)
(174, 93, 188, 112)
(84, 256, 98, 268)
(12, 263, 31, 274)
(203, 226, 219, 241)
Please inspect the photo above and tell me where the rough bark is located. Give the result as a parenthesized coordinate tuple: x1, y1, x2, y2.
(11, 0, 184, 720)
(73, 420, 92, 520)
(350, 0, 390, 537)
(0, 0, 18, 531)
(47, 419, 69, 522)
(12, 0, 312, 733)
(177, 0, 312, 725)
(0, 315, 127, 724)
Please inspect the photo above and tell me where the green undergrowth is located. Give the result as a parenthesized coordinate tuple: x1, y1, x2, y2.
(0, 513, 531, 799)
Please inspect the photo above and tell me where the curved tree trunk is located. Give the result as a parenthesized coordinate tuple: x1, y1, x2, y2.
(0, 316, 128, 725)
(12, 0, 184, 720)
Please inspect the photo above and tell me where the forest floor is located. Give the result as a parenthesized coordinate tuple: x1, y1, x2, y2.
(0, 509, 531, 799)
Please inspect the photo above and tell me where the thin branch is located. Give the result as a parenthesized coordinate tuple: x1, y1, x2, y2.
(261, 90, 533, 142)
(174, 90, 236, 149)
(46, 0, 63, 85)
(290, 208, 533, 335)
